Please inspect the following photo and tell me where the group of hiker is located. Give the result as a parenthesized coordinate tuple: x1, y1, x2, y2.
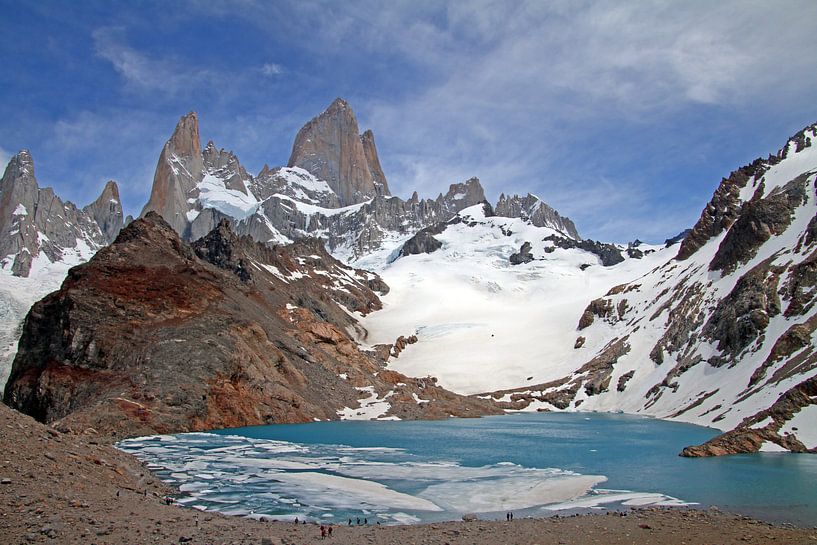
(292, 515, 372, 539)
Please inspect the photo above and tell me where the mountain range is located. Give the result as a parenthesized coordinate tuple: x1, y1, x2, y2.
(1, 99, 815, 456)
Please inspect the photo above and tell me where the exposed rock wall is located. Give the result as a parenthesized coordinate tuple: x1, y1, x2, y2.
(0, 151, 122, 277)
(288, 98, 390, 206)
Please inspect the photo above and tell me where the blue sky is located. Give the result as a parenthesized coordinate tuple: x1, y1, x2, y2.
(1, 1, 816, 242)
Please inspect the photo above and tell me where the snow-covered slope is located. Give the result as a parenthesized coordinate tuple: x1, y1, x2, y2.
(361, 124, 817, 455)
(360, 204, 674, 394)
(0, 258, 88, 386)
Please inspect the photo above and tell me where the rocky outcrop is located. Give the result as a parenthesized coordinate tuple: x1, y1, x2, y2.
(483, 337, 630, 411)
(495, 193, 579, 239)
(0, 151, 123, 277)
(544, 235, 624, 266)
(509, 242, 534, 265)
(664, 229, 691, 247)
(676, 158, 775, 261)
(709, 175, 809, 273)
(288, 98, 390, 206)
(703, 257, 782, 362)
(361, 129, 390, 197)
(400, 226, 444, 257)
(681, 375, 817, 456)
(82, 180, 124, 243)
(3, 213, 498, 437)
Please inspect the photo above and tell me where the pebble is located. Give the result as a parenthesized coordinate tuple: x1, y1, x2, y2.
(1, 478, 11, 484)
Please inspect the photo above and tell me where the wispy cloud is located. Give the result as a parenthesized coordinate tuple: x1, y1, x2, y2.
(0, 146, 10, 170)
(92, 26, 215, 95)
(260, 63, 284, 76)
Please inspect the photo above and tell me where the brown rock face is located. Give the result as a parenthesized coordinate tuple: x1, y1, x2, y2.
(141, 112, 203, 236)
(676, 157, 773, 261)
(361, 129, 390, 196)
(288, 98, 390, 206)
(2, 213, 497, 437)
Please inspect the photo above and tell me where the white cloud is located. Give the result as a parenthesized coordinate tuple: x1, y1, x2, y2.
(92, 26, 215, 95)
(0, 146, 10, 170)
(261, 62, 284, 76)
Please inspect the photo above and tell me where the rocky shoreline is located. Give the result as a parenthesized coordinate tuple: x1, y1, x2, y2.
(1, 403, 815, 545)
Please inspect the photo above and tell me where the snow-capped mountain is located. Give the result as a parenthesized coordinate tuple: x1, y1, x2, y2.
(140, 99, 494, 262)
(359, 124, 817, 455)
(0, 150, 124, 277)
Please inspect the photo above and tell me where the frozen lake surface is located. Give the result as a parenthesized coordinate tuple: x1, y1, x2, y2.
(118, 413, 817, 526)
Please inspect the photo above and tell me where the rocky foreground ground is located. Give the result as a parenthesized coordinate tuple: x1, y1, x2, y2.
(1, 403, 815, 545)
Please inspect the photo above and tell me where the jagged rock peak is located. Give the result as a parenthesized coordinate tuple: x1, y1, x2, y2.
(141, 112, 206, 236)
(360, 129, 390, 196)
(0, 150, 120, 276)
(2, 149, 35, 181)
(169, 111, 202, 157)
(495, 192, 580, 239)
(83, 180, 124, 244)
(288, 98, 391, 206)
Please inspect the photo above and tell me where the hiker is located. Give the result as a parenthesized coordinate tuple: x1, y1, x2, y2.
(294, 517, 299, 525)
(348, 518, 352, 526)
(320, 525, 326, 539)
(364, 518, 368, 525)
(328, 526, 333, 536)
(356, 517, 361, 525)
(510, 512, 514, 521)
(506, 513, 510, 521)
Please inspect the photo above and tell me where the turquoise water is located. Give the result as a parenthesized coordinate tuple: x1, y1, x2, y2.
(118, 413, 817, 526)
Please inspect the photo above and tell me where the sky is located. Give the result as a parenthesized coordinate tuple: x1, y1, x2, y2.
(1, 0, 816, 243)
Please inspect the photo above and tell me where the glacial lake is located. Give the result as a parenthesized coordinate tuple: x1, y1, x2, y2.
(118, 413, 817, 526)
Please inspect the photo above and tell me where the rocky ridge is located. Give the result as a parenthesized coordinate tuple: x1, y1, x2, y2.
(495, 193, 579, 239)
(3, 213, 499, 437)
(0, 151, 123, 277)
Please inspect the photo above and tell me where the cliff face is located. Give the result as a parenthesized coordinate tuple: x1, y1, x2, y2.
(288, 98, 390, 205)
(3, 213, 499, 438)
(140, 112, 203, 236)
(0, 151, 122, 277)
